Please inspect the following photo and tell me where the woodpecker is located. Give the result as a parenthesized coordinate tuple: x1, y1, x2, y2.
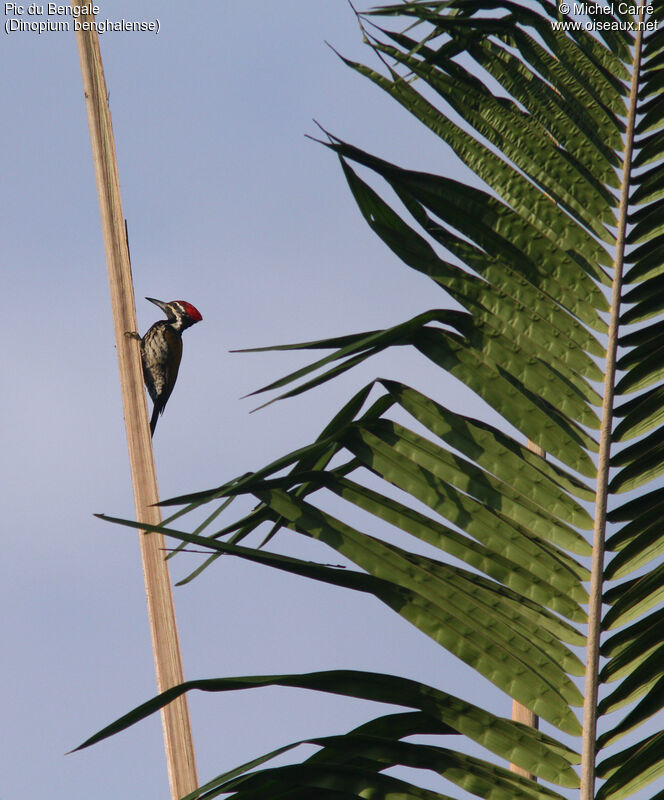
(139, 297, 203, 436)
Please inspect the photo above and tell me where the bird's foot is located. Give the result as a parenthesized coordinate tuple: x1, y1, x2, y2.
(125, 331, 141, 340)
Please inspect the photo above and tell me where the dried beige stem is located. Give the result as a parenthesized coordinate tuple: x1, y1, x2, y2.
(73, 7, 198, 798)
(509, 439, 542, 781)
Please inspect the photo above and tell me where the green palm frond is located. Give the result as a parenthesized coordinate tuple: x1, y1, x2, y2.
(84, 2, 664, 798)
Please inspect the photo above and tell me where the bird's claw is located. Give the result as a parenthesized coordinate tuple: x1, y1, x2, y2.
(125, 331, 141, 340)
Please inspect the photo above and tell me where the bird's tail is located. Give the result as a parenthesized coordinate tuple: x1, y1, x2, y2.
(150, 405, 160, 437)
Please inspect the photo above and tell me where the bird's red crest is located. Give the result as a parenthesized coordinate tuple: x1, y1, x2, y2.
(180, 302, 202, 322)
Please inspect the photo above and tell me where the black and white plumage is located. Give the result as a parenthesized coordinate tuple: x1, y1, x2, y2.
(140, 297, 202, 436)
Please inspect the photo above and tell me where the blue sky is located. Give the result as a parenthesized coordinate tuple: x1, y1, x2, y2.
(2, 3, 492, 797)
(4, 2, 643, 799)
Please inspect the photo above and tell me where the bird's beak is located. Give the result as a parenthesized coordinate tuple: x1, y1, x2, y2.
(146, 297, 168, 312)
